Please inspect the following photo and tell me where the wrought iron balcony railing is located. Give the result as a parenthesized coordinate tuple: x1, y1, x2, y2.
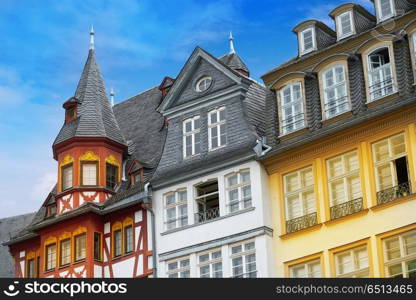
(195, 206, 220, 223)
(281, 113, 305, 134)
(325, 95, 349, 117)
(376, 182, 412, 205)
(286, 212, 318, 234)
(330, 197, 364, 220)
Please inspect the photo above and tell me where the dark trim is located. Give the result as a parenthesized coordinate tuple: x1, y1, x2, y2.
(80, 161, 99, 187)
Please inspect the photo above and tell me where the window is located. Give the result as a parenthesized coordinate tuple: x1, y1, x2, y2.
(133, 172, 142, 184)
(124, 225, 133, 253)
(81, 162, 98, 186)
(167, 257, 190, 278)
(280, 83, 305, 135)
(198, 249, 223, 278)
(94, 233, 101, 261)
(336, 11, 354, 39)
(196, 76, 212, 92)
(283, 167, 316, 233)
(230, 241, 256, 278)
(183, 116, 201, 158)
(36, 256, 40, 277)
(113, 229, 122, 258)
(376, 0, 395, 21)
(164, 190, 188, 230)
(300, 28, 315, 55)
(289, 260, 321, 278)
(335, 246, 369, 277)
(383, 230, 416, 278)
(327, 151, 362, 219)
(208, 107, 226, 150)
(46, 204, 57, 217)
(66, 106, 76, 121)
(367, 47, 395, 101)
(74, 234, 86, 262)
(27, 259, 35, 278)
(323, 65, 349, 118)
(61, 164, 73, 191)
(372, 133, 410, 205)
(60, 239, 71, 266)
(106, 163, 118, 190)
(195, 180, 220, 223)
(226, 170, 252, 213)
(45, 243, 56, 271)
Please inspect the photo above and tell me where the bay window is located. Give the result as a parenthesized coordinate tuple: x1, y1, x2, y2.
(383, 230, 416, 278)
(74, 233, 86, 262)
(167, 257, 190, 278)
(372, 133, 410, 205)
(290, 259, 321, 278)
(335, 246, 369, 277)
(183, 116, 201, 158)
(61, 164, 73, 191)
(208, 107, 227, 150)
(226, 170, 252, 213)
(283, 167, 316, 233)
(323, 65, 349, 118)
(164, 190, 188, 230)
(280, 82, 305, 135)
(230, 241, 257, 278)
(327, 151, 362, 219)
(81, 162, 98, 186)
(367, 47, 395, 101)
(198, 249, 223, 278)
(336, 11, 354, 40)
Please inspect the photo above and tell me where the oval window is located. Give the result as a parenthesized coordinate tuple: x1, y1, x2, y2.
(195, 76, 212, 92)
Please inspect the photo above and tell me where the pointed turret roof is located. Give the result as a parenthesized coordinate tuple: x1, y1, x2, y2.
(53, 35, 126, 148)
(218, 32, 249, 76)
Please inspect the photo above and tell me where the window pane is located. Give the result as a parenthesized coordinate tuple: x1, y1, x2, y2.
(241, 171, 250, 183)
(232, 245, 242, 254)
(380, 0, 393, 18)
(374, 140, 390, 162)
(292, 265, 306, 278)
(210, 112, 217, 124)
(356, 248, 368, 270)
(75, 234, 86, 261)
(389, 264, 403, 278)
(82, 163, 97, 185)
(287, 194, 302, 219)
(199, 254, 209, 263)
(166, 194, 175, 205)
(377, 164, 393, 190)
(125, 226, 133, 253)
(309, 262, 321, 277)
(178, 191, 187, 202)
(114, 230, 122, 257)
(228, 174, 238, 187)
(404, 233, 416, 255)
(386, 237, 401, 260)
(285, 173, 299, 192)
(408, 260, 416, 278)
(391, 134, 405, 157)
(94, 233, 101, 260)
(219, 109, 226, 121)
(62, 166, 73, 190)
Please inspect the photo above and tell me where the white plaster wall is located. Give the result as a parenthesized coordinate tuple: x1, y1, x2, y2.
(112, 257, 135, 278)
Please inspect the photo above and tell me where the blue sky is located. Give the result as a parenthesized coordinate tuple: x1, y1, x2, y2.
(0, 0, 374, 218)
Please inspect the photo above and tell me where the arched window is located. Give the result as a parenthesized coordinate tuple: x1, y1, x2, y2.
(280, 82, 305, 135)
(323, 64, 349, 118)
(367, 47, 395, 101)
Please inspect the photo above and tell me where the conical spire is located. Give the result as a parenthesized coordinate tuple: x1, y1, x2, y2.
(53, 29, 126, 147)
(229, 31, 235, 54)
(90, 25, 95, 50)
(218, 32, 250, 77)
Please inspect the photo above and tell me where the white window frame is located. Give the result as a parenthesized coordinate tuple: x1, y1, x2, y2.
(164, 190, 188, 231)
(335, 246, 369, 278)
(183, 116, 201, 158)
(299, 27, 316, 55)
(367, 46, 396, 102)
(196, 76, 212, 92)
(326, 150, 362, 207)
(283, 166, 316, 221)
(225, 169, 252, 214)
(376, 0, 396, 22)
(289, 259, 321, 278)
(383, 230, 416, 278)
(197, 248, 223, 278)
(336, 11, 355, 40)
(280, 82, 306, 135)
(208, 107, 226, 151)
(166, 257, 191, 278)
(230, 240, 257, 278)
(322, 64, 350, 119)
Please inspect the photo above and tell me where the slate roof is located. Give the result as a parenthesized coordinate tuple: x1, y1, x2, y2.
(0, 213, 35, 277)
(219, 52, 249, 74)
(53, 49, 126, 147)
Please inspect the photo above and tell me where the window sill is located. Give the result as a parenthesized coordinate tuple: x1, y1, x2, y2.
(161, 207, 256, 236)
(366, 91, 399, 108)
(370, 193, 415, 212)
(73, 259, 86, 266)
(279, 223, 323, 240)
(111, 252, 134, 262)
(183, 154, 200, 160)
(321, 110, 352, 126)
(209, 145, 227, 152)
(44, 269, 55, 274)
(324, 208, 369, 226)
(58, 264, 71, 270)
(278, 127, 308, 141)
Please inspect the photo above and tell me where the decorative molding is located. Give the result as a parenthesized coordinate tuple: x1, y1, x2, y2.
(59, 232, 71, 241)
(44, 236, 57, 246)
(73, 226, 87, 236)
(105, 154, 120, 167)
(60, 155, 74, 167)
(80, 151, 99, 161)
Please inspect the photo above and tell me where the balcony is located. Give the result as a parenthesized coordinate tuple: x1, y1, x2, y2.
(330, 197, 363, 220)
(286, 212, 318, 234)
(195, 207, 220, 224)
(376, 182, 412, 205)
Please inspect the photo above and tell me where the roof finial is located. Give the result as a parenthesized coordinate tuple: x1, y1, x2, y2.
(229, 31, 235, 54)
(110, 88, 115, 106)
(90, 25, 95, 50)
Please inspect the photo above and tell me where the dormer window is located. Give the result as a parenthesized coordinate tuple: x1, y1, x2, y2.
(280, 83, 306, 135)
(300, 28, 316, 55)
(336, 11, 354, 40)
(376, 0, 395, 22)
(46, 204, 57, 217)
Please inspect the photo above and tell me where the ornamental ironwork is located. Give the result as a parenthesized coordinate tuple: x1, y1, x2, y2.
(377, 182, 412, 205)
(195, 206, 220, 223)
(286, 212, 318, 234)
(330, 197, 363, 220)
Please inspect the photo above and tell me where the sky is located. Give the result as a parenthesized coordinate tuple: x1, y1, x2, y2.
(0, 0, 375, 219)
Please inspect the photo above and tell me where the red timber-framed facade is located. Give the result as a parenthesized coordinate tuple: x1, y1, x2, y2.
(4, 30, 160, 278)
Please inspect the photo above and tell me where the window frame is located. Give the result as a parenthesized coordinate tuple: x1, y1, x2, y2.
(113, 228, 122, 258)
(195, 76, 213, 92)
(197, 248, 223, 278)
(299, 27, 316, 55)
(106, 162, 119, 190)
(225, 169, 252, 214)
(61, 163, 73, 191)
(59, 238, 71, 267)
(335, 246, 370, 277)
(183, 116, 201, 158)
(93, 232, 102, 261)
(336, 11, 355, 40)
(208, 107, 227, 151)
(289, 259, 322, 278)
(80, 161, 98, 187)
(279, 82, 306, 135)
(375, 0, 396, 22)
(166, 257, 191, 278)
(74, 233, 86, 263)
(229, 240, 257, 278)
(124, 224, 134, 254)
(26, 258, 35, 278)
(45, 243, 57, 272)
(164, 190, 188, 231)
